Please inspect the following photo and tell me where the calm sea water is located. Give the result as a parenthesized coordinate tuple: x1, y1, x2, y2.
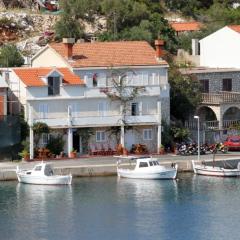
(1, 174, 240, 240)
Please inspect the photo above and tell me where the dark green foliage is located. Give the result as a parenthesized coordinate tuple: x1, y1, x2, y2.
(0, 44, 24, 67)
(55, 0, 100, 39)
(55, 15, 84, 39)
(19, 110, 29, 141)
(32, 122, 49, 135)
(99, 1, 178, 53)
(32, 122, 50, 147)
(46, 135, 65, 155)
(167, 56, 202, 122)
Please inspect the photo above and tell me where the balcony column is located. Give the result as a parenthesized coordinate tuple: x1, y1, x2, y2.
(120, 125, 125, 147)
(29, 127, 34, 159)
(157, 125, 162, 154)
(28, 104, 34, 159)
(68, 128, 73, 157)
(139, 101, 142, 115)
(120, 104, 125, 147)
(157, 101, 162, 154)
(67, 105, 73, 157)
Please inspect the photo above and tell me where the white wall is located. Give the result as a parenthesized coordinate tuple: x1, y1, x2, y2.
(200, 27, 240, 68)
(31, 47, 69, 68)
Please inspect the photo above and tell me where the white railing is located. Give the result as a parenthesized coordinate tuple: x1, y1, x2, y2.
(185, 119, 240, 130)
(34, 114, 160, 128)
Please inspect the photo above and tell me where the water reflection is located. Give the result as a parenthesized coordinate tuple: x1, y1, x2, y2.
(15, 183, 73, 240)
(116, 178, 178, 205)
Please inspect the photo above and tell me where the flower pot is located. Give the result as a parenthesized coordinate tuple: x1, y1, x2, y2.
(70, 152, 77, 158)
(23, 154, 30, 161)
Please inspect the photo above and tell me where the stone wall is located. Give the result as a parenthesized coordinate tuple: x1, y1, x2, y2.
(195, 71, 240, 93)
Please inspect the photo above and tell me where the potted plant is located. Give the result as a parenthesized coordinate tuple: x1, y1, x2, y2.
(19, 149, 30, 161)
(160, 144, 165, 155)
(70, 148, 77, 158)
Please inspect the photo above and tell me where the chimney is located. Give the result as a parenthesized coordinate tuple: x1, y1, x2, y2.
(155, 39, 164, 59)
(62, 38, 75, 59)
(192, 39, 199, 56)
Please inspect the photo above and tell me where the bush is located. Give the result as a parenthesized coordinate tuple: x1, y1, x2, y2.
(46, 135, 64, 155)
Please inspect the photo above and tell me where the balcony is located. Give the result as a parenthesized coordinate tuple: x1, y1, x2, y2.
(33, 114, 160, 128)
(202, 91, 240, 104)
(185, 119, 240, 130)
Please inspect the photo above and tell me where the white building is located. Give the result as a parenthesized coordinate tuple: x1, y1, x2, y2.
(200, 25, 240, 68)
(2, 39, 170, 158)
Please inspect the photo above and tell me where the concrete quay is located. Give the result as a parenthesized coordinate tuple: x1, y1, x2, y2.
(1, 154, 240, 181)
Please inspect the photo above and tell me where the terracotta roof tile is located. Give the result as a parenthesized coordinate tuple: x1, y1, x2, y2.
(228, 25, 240, 33)
(50, 41, 167, 68)
(13, 67, 84, 87)
(170, 22, 202, 32)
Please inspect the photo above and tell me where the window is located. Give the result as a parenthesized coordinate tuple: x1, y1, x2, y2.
(139, 162, 148, 168)
(41, 133, 49, 145)
(222, 78, 232, 91)
(131, 103, 139, 116)
(96, 131, 106, 142)
(70, 103, 81, 118)
(143, 129, 152, 140)
(34, 166, 42, 171)
(98, 102, 108, 116)
(5, 72, 9, 84)
(200, 79, 209, 93)
(48, 76, 60, 95)
(38, 104, 48, 119)
(93, 73, 98, 87)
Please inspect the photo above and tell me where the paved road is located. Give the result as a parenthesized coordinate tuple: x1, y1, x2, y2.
(1, 152, 240, 171)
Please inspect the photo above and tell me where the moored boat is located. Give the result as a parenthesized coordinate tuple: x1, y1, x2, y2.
(16, 162, 72, 185)
(116, 156, 178, 180)
(192, 160, 240, 177)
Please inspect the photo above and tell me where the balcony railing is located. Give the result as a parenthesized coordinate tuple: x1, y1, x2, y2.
(33, 114, 160, 128)
(202, 91, 240, 104)
(185, 119, 240, 130)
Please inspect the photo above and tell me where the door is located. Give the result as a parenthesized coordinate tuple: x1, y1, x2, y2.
(125, 129, 135, 150)
(73, 131, 80, 153)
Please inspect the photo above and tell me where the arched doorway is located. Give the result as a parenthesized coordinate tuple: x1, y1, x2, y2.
(196, 106, 217, 121)
(223, 107, 240, 121)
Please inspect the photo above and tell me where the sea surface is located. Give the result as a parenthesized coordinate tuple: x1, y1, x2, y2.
(1, 173, 240, 240)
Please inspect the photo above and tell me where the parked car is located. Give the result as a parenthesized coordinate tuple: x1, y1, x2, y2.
(223, 136, 240, 151)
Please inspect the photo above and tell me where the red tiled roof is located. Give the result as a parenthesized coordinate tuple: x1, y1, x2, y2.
(228, 25, 240, 33)
(170, 22, 202, 32)
(13, 67, 84, 87)
(49, 41, 167, 68)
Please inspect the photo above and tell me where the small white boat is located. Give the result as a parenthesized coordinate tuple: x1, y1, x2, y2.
(192, 160, 240, 177)
(116, 156, 178, 179)
(16, 162, 72, 185)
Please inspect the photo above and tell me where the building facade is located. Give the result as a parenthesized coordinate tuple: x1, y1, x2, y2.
(3, 39, 170, 158)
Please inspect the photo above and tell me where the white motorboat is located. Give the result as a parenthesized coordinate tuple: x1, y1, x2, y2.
(16, 162, 72, 185)
(116, 156, 178, 179)
(192, 160, 240, 177)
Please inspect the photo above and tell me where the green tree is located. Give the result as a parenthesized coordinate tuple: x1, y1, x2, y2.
(0, 44, 24, 67)
(55, 0, 100, 39)
(167, 56, 202, 122)
(55, 15, 84, 39)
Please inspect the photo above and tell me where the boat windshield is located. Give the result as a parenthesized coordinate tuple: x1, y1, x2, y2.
(149, 161, 159, 166)
(44, 165, 54, 176)
(139, 162, 149, 168)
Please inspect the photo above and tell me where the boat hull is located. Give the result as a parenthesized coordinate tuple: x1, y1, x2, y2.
(192, 161, 240, 177)
(117, 168, 177, 179)
(17, 173, 72, 185)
